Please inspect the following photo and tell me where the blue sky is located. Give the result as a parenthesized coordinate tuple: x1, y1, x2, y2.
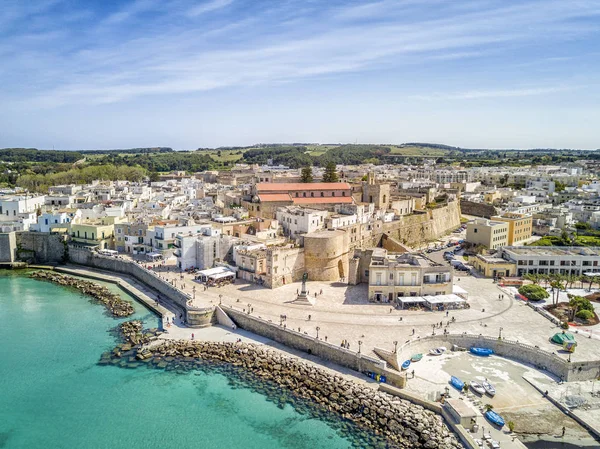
(1, 0, 600, 150)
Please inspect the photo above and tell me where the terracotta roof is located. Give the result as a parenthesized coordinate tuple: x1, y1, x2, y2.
(257, 182, 351, 192)
(258, 193, 293, 203)
(293, 197, 353, 204)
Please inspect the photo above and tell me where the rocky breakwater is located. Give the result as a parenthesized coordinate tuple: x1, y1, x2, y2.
(30, 271, 134, 317)
(107, 334, 462, 449)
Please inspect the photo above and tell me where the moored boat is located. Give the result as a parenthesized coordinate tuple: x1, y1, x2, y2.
(470, 347, 493, 357)
(482, 380, 496, 396)
(470, 381, 485, 395)
(450, 376, 465, 390)
(484, 410, 505, 427)
(410, 353, 423, 362)
(429, 347, 447, 356)
(401, 360, 411, 370)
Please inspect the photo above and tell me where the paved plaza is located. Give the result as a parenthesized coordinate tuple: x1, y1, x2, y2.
(130, 255, 600, 364)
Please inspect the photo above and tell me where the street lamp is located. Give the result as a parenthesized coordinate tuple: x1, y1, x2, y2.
(393, 340, 398, 354)
(358, 340, 363, 354)
(499, 327, 503, 340)
(316, 326, 320, 339)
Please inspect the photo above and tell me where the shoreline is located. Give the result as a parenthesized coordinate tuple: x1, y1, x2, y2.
(106, 320, 461, 449)
(17, 266, 596, 448)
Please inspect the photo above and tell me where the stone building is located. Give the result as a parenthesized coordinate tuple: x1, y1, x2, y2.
(361, 173, 390, 210)
(304, 229, 350, 282)
(367, 249, 453, 303)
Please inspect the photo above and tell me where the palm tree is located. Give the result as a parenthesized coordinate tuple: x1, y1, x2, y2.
(523, 273, 540, 285)
(549, 280, 565, 306)
(484, 404, 494, 412)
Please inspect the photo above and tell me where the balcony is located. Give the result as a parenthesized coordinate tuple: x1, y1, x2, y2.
(173, 248, 181, 257)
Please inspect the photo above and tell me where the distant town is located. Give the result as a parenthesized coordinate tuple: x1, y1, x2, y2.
(2, 144, 600, 448)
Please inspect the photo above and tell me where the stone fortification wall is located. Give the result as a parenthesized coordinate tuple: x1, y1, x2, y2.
(223, 305, 409, 387)
(460, 200, 497, 218)
(69, 245, 215, 327)
(0, 232, 17, 263)
(396, 333, 600, 382)
(17, 232, 67, 264)
(380, 201, 461, 249)
(304, 230, 350, 282)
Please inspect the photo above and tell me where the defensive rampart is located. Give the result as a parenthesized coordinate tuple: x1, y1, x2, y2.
(68, 245, 215, 327)
(222, 304, 408, 388)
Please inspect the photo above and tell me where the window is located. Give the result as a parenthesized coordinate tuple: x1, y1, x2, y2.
(321, 192, 324, 197)
(342, 192, 346, 196)
(303, 192, 306, 197)
(311, 192, 314, 197)
(474, 228, 478, 233)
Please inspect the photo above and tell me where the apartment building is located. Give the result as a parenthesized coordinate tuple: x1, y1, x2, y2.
(491, 212, 533, 245)
(466, 218, 509, 250)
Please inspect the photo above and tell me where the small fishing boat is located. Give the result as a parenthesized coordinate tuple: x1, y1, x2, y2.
(484, 410, 505, 427)
(450, 376, 465, 390)
(470, 347, 494, 357)
(429, 347, 447, 356)
(410, 353, 423, 362)
(482, 380, 496, 396)
(470, 381, 486, 395)
(401, 360, 411, 370)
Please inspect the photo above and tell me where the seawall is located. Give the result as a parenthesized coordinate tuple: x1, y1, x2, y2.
(397, 333, 600, 382)
(222, 304, 409, 388)
(68, 245, 215, 327)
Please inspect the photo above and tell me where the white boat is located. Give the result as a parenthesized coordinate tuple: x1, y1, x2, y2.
(470, 381, 485, 395)
(429, 346, 447, 356)
(482, 380, 496, 396)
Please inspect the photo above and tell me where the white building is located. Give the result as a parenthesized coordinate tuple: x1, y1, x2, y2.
(501, 246, 600, 276)
(175, 234, 239, 270)
(275, 206, 327, 238)
(30, 212, 71, 233)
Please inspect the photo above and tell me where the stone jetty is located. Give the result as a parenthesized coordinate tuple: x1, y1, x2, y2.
(100, 325, 462, 449)
(30, 271, 134, 317)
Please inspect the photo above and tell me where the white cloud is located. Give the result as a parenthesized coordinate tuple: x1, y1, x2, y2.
(186, 0, 234, 17)
(410, 86, 581, 101)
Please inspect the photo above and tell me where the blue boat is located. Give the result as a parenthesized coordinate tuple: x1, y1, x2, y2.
(450, 376, 465, 390)
(470, 347, 494, 357)
(401, 360, 411, 370)
(485, 410, 505, 427)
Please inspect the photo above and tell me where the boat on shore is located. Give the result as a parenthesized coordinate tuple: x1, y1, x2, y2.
(450, 376, 465, 391)
(470, 381, 486, 395)
(401, 360, 411, 370)
(470, 347, 493, 357)
(482, 380, 496, 396)
(429, 347, 447, 356)
(484, 410, 505, 427)
(410, 353, 423, 362)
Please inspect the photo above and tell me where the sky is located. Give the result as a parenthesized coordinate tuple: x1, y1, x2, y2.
(1, 0, 600, 150)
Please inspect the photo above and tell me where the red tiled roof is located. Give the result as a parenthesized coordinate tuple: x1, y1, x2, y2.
(257, 182, 351, 192)
(258, 193, 293, 202)
(292, 197, 353, 204)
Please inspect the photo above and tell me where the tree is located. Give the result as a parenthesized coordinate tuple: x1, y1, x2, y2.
(549, 280, 564, 306)
(518, 284, 550, 301)
(555, 180, 567, 192)
(484, 404, 494, 412)
(508, 421, 515, 433)
(300, 166, 314, 183)
(322, 161, 339, 183)
(523, 273, 542, 285)
(148, 171, 160, 182)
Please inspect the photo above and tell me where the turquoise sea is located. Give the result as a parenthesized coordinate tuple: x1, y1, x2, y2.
(0, 273, 367, 449)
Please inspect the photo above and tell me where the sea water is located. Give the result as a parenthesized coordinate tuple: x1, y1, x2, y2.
(0, 273, 364, 449)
